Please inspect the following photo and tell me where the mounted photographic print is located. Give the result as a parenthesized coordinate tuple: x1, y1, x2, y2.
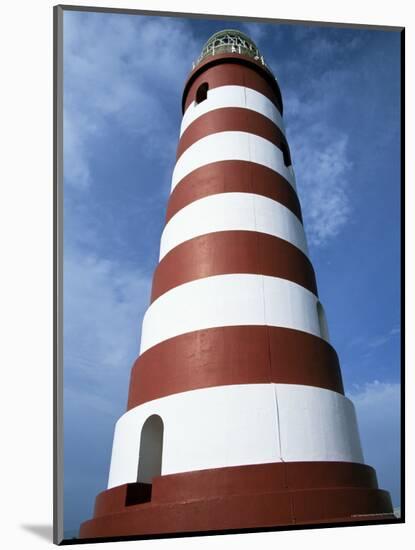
(54, 4, 404, 544)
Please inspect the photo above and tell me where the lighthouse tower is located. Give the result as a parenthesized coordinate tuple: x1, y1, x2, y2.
(80, 29, 393, 538)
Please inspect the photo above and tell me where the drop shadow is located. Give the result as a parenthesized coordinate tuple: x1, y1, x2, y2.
(20, 524, 53, 542)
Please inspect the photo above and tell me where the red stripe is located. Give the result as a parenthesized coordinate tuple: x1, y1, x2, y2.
(127, 326, 344, 409)
(153, 462, 380, 504)
(92, 462, 379, 518)
(182, 53, 283, 114)
(82, 486, 393, 537)
(151, 231, 317, 302)
(165, 160, 302, 223)
(81, 462, 393, 538)
(177, 107, 290, 161)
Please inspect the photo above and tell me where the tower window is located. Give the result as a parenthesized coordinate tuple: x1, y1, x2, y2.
(317, 301, 330, 342)
(195, 82, 209, 104)
(281, 142, 292, 167)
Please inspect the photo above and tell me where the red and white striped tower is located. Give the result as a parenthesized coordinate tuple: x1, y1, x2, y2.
(80, 30, 393, 538)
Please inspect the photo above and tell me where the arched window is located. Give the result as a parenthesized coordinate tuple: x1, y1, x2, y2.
(317, 301, 330, 341)
(195, 82, 209, 104)
(137, 414, 164, 484)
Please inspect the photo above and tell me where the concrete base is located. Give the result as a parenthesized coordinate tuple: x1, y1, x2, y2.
(79, 462, 394, 539)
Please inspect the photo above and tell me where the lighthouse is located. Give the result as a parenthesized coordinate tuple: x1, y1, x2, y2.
(80, 29, 393, 538)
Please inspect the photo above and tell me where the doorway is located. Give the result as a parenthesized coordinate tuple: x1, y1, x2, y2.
(137, 414, 164, 484)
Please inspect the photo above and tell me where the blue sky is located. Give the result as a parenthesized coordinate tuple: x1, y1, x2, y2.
(63, 10, 401, 537)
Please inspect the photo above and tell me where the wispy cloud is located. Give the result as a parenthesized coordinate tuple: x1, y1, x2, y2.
(288, 122, 352, 246)
(346, 325, 401, 363)
(347, 326, 401, 355)
(64, 249, 151, 388)
(292, 25, 366, 57)
(279, 92, 354, 248)
(357, 326, 401, 361)
(63, 109, 97, 189)
(64, 12, 198, 190)
(270, 29, 369, 249)
(367, 326, 401, 350)
(350, 379, 400, 409)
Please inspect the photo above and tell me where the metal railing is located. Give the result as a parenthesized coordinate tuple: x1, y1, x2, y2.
(192, 30, 267, 70)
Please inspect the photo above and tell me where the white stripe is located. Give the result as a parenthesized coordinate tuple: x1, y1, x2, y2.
(171, 131, 296, 192)
(180, 85, 285, 136)
(107, 383, 363, 489)
(140, 274, 324, 354)
(159, 192, 308, 260)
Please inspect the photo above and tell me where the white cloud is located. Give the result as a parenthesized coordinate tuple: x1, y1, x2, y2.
(273, 32, 367, 249)
(63, 12, 198, 189)
(350, 380, 400, 410)
(349, 381, 401, 505)
(281, 70, 354, 248)
(64, 248, 151, 409)
(63, 108, 97, 189)
(287, 120, 352, 247)
(277, 47, 358, 249)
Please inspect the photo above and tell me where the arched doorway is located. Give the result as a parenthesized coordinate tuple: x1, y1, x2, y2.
(137, 414, 164, 484)
(126, 415, 164, 506)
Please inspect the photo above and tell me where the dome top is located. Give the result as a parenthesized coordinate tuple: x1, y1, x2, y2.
(193, 28, 266, 69)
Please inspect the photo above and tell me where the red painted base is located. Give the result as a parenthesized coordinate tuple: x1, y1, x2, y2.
(79, 462, 395, 539)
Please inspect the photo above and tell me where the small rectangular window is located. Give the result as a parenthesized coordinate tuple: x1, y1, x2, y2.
(196, 82, 209, 104)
